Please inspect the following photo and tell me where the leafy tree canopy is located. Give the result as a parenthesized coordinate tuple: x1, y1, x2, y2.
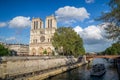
(102, 42, 120, 55)
(0, 44, 10, 56)
(98, 0, 120, 43)
(52, 27, 85, 57)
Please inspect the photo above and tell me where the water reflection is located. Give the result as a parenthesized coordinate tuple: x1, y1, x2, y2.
(45, 58, 119, 80)
(90, 76, 104, 80)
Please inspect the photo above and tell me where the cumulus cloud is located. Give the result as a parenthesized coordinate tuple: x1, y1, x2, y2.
(74, 26, 83, 34)
(74, 24, 113, 52)
(9, 16, 31, 28)
(0, 22, 7, 27)
(74, 25, 103, 40)
(85, 0, 94, 3)
(82, 25, 103, 40)
(55, 6, 90, 25)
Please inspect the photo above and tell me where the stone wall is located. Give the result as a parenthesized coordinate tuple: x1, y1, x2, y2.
(0, 56, 78, 79)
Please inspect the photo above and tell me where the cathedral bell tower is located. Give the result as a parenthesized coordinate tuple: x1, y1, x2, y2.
(45, 15, 57, 29)
(29, 15, 57, 55)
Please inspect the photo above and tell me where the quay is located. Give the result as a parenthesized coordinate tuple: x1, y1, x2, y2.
(0, 55, 90, 80)
(1, 55, 120, 80)
(27, 61, 87, 80)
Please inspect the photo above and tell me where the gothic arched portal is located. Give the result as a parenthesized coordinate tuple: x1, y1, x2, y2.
(39, 47, 44, 55)
(47, 47, 52, 55)
(32, 48, 36, 55)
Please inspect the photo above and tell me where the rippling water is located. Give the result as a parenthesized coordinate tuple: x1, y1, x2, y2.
(45, 58, 119, 80)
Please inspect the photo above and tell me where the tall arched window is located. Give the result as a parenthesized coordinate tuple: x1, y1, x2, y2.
(34, 21, 35, 29)
(48, 19, 49, 28)
(50, 19, 52, 28)
(36, 21, 38, 29)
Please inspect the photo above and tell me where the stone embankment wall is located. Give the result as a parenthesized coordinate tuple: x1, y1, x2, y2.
(0, 56, 80, 79)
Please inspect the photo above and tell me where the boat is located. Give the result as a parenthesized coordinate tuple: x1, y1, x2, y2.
(90, 63, 106, 77)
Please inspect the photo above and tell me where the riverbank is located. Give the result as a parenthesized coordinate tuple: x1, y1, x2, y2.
(0, 56, 88, 80)
(27, 62, 87, 80)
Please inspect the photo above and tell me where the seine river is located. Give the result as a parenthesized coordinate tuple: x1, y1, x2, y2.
(45, 58, 119, 80)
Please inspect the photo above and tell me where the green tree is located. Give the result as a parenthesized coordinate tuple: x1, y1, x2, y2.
(43, 49, 47, 55)
(52, 27, 85, 57)
(98, 0, 120, 43)
(0, 44, 10, 56)
(102, 42, 120, 55)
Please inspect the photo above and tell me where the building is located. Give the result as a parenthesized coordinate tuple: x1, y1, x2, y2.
(29, 15, 57, 55)
(0, 41, 4, 45)
(8, 44, 29, 56)
(0, 41, 29, 55)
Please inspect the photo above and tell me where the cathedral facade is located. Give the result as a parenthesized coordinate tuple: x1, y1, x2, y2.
(29, 15, 57, 55)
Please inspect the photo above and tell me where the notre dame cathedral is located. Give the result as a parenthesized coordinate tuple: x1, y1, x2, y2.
(29, 15, 57, 55)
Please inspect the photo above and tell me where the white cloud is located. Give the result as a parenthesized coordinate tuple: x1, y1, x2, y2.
(82, 25, 103, 40)
(85, 0, 94, 3)
(74, 25, 103, 40)
(74, 26, 83, 34)
(6, 36, 16, 41)
(0, 22, 7, 27)
(9, 16, 31, 28)
(74, 24, 113, 52)
(55, 6, 90, 25)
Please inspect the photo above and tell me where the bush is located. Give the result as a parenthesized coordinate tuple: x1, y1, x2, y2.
(0, 44, 10, 56)
(43, 49, 47, 54)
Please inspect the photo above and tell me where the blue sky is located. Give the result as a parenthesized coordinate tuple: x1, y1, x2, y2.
(0, 0, 112, 52)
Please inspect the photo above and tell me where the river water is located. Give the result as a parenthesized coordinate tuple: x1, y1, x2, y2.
(45, 58, 119, 80)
